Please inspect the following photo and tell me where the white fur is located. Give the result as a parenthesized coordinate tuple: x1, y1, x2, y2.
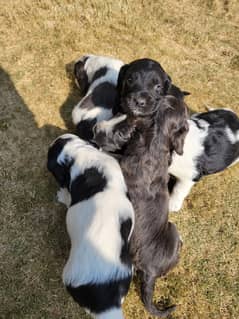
(53, 134, 134, 318)
(95, 114, 127, 134)
(168, 118, 209, 212)
(225, 126, 239, 144)
(169, 119, 209, 181)
(72, 106, 113, 126)
(57, 187, 71, 208)
(94, 308, 124, 319)
(63, 190, 134, 286)
(72, 55, 124, 125)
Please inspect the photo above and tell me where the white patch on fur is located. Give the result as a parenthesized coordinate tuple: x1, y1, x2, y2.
(229, 157, 239, 167)
(169, 180, 195, 212)
(63, 192, 133, 287)
(225, 126, 239, 144)
(83, 55, 123, 85)
(169, 118, 209, 181)
(72, 105, 113, 125)
(94, 308, 124, 319)
(57, 188, 71, 208)
(95, 114, 127, 134)
(168, 118, 209, 212)
(56, 135, 134, 288)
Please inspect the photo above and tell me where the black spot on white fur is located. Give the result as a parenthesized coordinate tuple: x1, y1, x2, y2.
(76, 118, 97, 140)
(70, 167, 107, 206)
(91, 82, 119, 110)
(91, 66, 108, 83)
(66, 276, 131, 314)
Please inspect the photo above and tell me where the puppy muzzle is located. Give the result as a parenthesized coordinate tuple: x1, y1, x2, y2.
(121, 92, 158, 116)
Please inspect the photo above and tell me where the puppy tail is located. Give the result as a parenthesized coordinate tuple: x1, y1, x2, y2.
(204, 104, 215, 111)
(140, 273, 176, 318)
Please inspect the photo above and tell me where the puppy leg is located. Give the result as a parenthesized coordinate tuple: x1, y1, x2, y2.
(93, 114, 135, 152)
(57, 188, 71, 208)
(169, 179, 195, 212)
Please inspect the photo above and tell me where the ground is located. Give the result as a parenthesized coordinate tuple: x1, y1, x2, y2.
(0, 1, 239, 318)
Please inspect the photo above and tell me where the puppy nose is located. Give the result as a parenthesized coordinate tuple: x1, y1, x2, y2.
(135, 97, 146, 108)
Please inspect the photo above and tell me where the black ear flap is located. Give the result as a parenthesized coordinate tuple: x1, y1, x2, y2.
(164, 75, 172, 94)
(47, 141, 72, 189)
(117, 64, 129, 94)
(170, 122, 188, 155)
(74, 58, 89, 95)
(53, 163, 70, 188)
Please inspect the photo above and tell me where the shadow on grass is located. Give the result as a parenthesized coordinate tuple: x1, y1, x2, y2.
(59, 61, 82, 131)
(0, 66, 89, 318)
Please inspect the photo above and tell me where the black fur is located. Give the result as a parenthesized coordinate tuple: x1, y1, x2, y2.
(66, 276, 131, 314)
(117, 59, 172, 116)
(47, 137, 73, 188)
(194, 109, 239, 178)
(120, 218, 133, 266)
(91, 66, 108, 83)
(74, 58, 89, 94)
(94, 59, 189, 317)
(70, 167, 107, 206)
(76, 118, 97, 141)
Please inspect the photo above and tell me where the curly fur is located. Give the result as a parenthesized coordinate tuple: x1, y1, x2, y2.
(94, 59, 189, 317)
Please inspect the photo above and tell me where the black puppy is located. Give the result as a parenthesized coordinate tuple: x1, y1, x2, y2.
(73, 55, 189, 142)
(94, 59, 189, 317)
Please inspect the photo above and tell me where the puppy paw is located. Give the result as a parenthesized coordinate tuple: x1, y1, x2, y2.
(57, 188, 71, 208)
(168, 197, 183, 212)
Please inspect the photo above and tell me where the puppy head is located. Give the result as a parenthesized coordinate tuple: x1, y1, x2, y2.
(74, 54, 123, 96)
(74, 55, 91, 95)
(117, 58, 172, 116)
(158, 96, 189, 155)
(47, 134, 88, 188)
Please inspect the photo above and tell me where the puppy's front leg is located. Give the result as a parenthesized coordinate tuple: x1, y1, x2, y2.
(169, 179, 195, 212)
(57, 188, 71, 208)
(93, 114, 135, 152)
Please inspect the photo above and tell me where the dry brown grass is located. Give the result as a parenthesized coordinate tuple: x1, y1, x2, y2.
(0, 1, 239, 318)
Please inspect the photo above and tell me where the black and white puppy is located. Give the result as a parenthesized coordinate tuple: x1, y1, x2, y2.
(72, 54, 124, 140)
(169, 108, 239, 211)
(47, 134, 134, 319)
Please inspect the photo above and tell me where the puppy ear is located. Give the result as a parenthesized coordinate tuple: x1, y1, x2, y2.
(164, 75, 172, 94)
(169, 120, 188, 155)
(117, 64, 129, 94)
(74, 58, 89, 95)
(47, 158, 71, 188)
(47, 139, 72, 188)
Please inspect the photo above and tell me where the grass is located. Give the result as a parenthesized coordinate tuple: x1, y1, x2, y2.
(0, 0, 239, 318)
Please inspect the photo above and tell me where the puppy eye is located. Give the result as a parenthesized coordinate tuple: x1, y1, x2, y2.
(154, 84, 162, 91)
(127, 77, 133, 84)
